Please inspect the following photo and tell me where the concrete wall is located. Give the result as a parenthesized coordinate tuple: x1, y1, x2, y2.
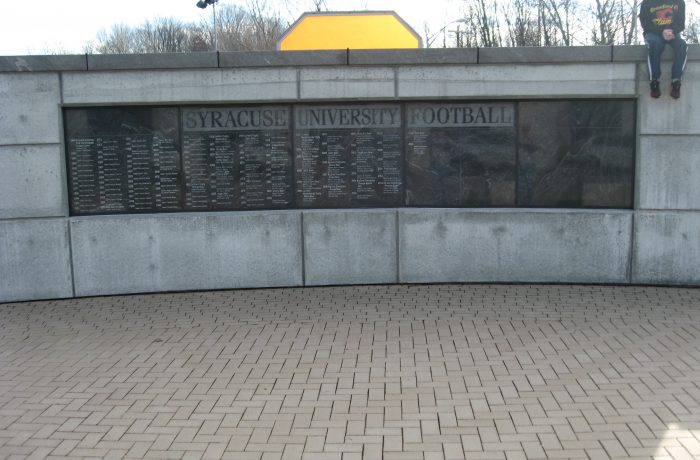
(1, 46, 698, 302)
(634, 58, 700, 285)
(399, 209, 633, 284)
(70, 212, 303, 296)
(0, 64, 72, 302)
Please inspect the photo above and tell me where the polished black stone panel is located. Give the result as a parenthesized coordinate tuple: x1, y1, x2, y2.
(65, 100, 636, 216)
(405, 103, 516, 206)
(294, 104, 403, 208)
(181, 106, 293, 210)
(517, 100, 635, 207)
(65, 107, 182, 215)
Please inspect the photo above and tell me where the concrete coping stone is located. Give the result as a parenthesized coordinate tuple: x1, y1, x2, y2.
(479, 45, 613, 63)
(219, 50, 347, 67)
(349, 48, 478, 65)
(612, 45, 648, 62)
(2, 45, 698, 72)
(87, 52, 218, 70)
(0, 54, 87, 72)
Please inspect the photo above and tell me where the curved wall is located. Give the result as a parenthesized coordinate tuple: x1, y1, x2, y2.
(1, 46, 699, 302)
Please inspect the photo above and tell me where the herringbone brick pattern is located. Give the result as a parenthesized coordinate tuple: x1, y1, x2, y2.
(0, 284, 699, 459)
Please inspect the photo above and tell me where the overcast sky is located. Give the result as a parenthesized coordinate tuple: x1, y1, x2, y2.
(0, 0, 463, 55)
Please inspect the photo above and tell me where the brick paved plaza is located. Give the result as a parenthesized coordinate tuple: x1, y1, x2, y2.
(1, 284, 699, 459)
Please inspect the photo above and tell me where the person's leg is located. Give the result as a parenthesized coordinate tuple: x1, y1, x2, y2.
(645, 32, 665, 81)
(669, 36, 688, 81)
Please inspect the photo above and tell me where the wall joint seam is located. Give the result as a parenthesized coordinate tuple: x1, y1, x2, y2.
(395, 210, 400, 284)
(300, 211, 306, 286)
(67, 219, 77, 297)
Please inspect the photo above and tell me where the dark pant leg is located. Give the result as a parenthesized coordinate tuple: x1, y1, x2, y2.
(645, 33, 665, 81)
(668, 36, 688, 80)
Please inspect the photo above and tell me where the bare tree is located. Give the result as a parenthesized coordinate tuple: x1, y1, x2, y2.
(541, 0, 578, 45)
(537, 0, 554, 45)
(310, 0, 328, 11)
(91, 1, 287, 53)
(685, 13, 700, 43)
(185, 25, 211, 52)
(460, 0, 502, 47)
(137, 18, 189, 53)
(456, 8, 483, 47)
(95, 24, 139, 53)
(619, 0, 639, 45)
(244, 0, 287, 50)
(211, 4, 251, 50)
(591, 0, 620, 44)
(503, 0, 541, 46)
(589, 0, 640, 44)
(458, 0, 580, 47)
(452, 0, 650, 47)
(95, 18, 191, 53)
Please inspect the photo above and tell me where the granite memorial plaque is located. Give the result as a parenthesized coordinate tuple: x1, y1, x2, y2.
(66, 100, 635, 215)
(182, 106, 293, 210)
(65, 107, 181, 215)
(294, 104, 403, 208)
(517, 100, 635, 208)
(405, 103, 516, 206)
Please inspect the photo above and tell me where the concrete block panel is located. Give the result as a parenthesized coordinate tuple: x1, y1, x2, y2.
(0, 219, 73, 303)
(62, 68, 298, 104)
(0, 54, 87, 72)
(638, 136, 700, 210)
(0, 73, 60, 145)
(398, 63, 636, 98)
(613, 45, 648, 62)
(480, 46, 611, 64)
(71, 212, 302, 296)
(399, 209, 632, 284)
(303, 210, 397, 286)
(300, 67, 395, 99)
(220, 50, 347, 67)
(0, 145, 65, 219)
(349, 48, 477, 65)
(685, 43, 700, 60)
(87, 53, 217, 70)
(638, 65, 700, 135)
(633, 212, 700, 285)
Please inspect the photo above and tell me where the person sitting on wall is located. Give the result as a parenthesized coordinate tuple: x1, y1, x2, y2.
(639, 0, 687, 99)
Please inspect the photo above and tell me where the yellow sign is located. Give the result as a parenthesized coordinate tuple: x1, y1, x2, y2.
(278, 11, 422, 51)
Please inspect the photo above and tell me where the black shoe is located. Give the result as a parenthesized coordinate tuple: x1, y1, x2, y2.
(650, 80, 661, 98)
(671, 80, 681, 99)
